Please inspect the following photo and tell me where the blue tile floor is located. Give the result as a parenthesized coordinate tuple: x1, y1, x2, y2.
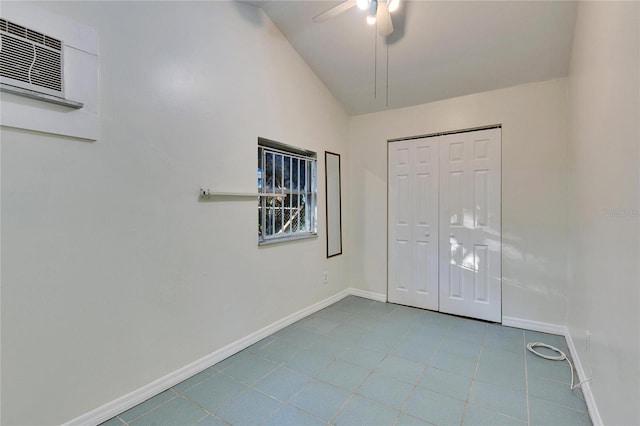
(101, 296, 592, 426)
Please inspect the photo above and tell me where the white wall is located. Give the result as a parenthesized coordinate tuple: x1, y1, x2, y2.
(0, 2, 349, 424)
(348, 78, 569, 325)
(567, 2, 640, 425)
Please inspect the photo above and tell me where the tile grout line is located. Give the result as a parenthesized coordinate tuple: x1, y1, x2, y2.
(272, 383, 331, 424)
(393, 313, 452, 425)
(459, 324, 487, 426)
(120, 388, 180, 425)
(327, 393, 356, 425)
(328, 301, 379, 421)
(267, 302, 370, 424)
(174, 383, 238, 425)
(188, 365, 327, 425)
(385, 313, 424, 425)
(171, 355, 288, 425)
(329, 302, 405, 425)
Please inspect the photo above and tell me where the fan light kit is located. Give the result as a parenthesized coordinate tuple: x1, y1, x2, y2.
(313, 0, 400, 36)
(357, 0, 400, 25)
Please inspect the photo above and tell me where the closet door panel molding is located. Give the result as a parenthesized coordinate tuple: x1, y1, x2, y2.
(438, 128, 501, 322)
(388, 139, 440, 310)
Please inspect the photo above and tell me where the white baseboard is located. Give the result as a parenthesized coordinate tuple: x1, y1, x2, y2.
(564, 330, 603, 426)
(502, 316, 602, 426)
(64, 288, 353, 426)
(349, 288, 387, 302)
(501, 316, 567, 336)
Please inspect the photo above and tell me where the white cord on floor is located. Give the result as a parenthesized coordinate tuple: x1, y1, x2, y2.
(526, 342, 591, 390)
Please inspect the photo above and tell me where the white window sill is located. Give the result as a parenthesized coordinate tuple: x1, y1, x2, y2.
(258, 233, 318, 246)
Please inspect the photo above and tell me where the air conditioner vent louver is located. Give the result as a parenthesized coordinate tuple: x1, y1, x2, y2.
(0, 17, 64, 98)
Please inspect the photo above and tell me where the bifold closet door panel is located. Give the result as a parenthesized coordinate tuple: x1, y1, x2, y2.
(388, 139, 440, 310)
(438, 128, 502, 322)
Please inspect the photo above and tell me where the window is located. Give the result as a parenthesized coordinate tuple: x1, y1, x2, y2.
(258, 138, 317, 244)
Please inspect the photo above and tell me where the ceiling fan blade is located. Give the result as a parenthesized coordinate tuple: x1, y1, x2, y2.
(313, 0, 357, 23)
(376, 1, 393, 36)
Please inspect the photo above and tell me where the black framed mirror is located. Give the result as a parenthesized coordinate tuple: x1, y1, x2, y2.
(325, 151, 343, 258)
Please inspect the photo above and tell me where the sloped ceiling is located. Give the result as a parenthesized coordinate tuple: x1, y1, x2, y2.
(257, 1, 578, 115)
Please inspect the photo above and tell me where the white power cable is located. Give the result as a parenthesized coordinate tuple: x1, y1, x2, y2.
(526, 342, 591, 390)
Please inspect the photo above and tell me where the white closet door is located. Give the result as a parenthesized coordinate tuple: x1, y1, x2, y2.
(438, 128, 501, 322)
(388, 139, 439, 310)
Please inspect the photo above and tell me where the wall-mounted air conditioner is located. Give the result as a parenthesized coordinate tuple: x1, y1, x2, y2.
(0, 17, 65, 99)
(0, 3, 97, 139)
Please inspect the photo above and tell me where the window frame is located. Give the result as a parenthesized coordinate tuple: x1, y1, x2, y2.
(258, 138, 318, 245)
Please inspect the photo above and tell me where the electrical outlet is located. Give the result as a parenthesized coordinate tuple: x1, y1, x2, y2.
(586, 330, 591, 353)
(322, 271, 329, 284)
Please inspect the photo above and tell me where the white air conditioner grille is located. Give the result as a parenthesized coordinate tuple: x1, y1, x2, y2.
(0, 18, 64, 98)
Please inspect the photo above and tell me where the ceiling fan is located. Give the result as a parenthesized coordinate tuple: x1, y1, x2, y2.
(313, 0, 400, 36)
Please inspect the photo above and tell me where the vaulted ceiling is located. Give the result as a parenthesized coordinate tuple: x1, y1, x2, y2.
(256, 1, 578, 115)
